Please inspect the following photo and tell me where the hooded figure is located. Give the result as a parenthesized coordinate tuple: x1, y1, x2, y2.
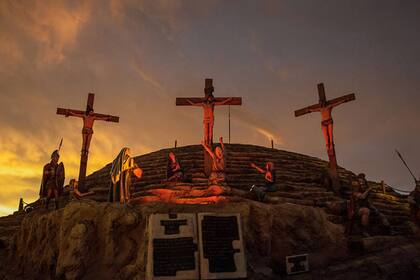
(39, 150, 65, 210)
(109, 148, 142, 204)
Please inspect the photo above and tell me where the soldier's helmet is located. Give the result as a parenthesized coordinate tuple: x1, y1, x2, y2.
(51, 150, 60, 159)
(357, 173, 366, 179)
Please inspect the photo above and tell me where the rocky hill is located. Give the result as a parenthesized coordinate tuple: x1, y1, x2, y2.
(0, 144, 418, 279)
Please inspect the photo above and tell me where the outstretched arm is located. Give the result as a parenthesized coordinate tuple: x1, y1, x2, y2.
(250, 163, 265, 174)
(66, 110, 85, 118)
(186, 99, 203, 107)
(201, 141, 215, 159)
(308, 107, 321, 113)
(360, 187, 373, 199)
(215, 97, 233, 106)
(329, 98, 349, 108)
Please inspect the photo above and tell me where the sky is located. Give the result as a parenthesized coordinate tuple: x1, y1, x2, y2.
(1, 0, 420, 216)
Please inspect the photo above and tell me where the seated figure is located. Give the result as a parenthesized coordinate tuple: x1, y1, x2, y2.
(408, 180, 420, 226)
(71, 179, 95, 199)
(347, 173, 393, 236)
(166, 152, 184, 182)
(250, 162, 277, 202)
(202, 137, 226, 185)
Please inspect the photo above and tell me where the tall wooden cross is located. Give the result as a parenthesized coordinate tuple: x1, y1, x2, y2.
(57, 93, 119, 192)
(176, 78, 242, 174)
(294, 83, 355, 190)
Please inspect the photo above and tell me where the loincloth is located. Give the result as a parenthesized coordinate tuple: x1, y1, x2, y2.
(321, 118, 333, 127)
(203, 117, 214, 124)
(82, 127, 94, 134)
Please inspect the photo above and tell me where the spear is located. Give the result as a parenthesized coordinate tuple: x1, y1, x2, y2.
(58, 138, 63, 153)
(395, 149, 417, 182)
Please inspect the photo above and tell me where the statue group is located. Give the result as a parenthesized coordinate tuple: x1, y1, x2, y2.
(36, 78, 420, 235)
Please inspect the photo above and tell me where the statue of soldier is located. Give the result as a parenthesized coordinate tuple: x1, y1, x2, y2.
(348, 174, 394, 236)
(408, 180, 420, 226)
(39, 150, 65, 210)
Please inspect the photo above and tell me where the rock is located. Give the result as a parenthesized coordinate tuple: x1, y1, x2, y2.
(1, 200, 347, 279)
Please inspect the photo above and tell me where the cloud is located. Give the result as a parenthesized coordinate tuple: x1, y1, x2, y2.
(0, 0, 91, 66)
(231, 107, 283, 145)
(132, 63, 164, 91)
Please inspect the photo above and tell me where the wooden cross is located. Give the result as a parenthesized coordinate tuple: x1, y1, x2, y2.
(176, 78, 242, 175)
(295, 83, 355, 189)
(57, 93, 119, 192)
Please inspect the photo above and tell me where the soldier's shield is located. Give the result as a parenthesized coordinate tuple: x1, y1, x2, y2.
(56, 163, 65, 195)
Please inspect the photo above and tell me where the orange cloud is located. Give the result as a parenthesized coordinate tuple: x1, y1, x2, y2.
(0, 0, 91, 66)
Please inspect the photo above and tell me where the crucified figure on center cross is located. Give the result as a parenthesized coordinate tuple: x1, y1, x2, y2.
(186, 89, 233, 145)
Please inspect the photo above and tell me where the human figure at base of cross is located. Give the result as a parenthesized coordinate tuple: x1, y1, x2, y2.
(250, 162, 277, 202)
(166, 152, 184, 183)
(68, 179, 95, 199)
(308, 99, 349, 152)
(347, 174, 394, 237)
(186, 87, 233, 145)
(201, 137, 226, 185)
(408, 179, 420, 226)
(65, 108, 115, 160)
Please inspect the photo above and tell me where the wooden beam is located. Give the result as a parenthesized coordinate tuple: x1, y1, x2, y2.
(56, 108, 85, 116)
(176, 97, 242, 106)
(92, 113, 119, 123)
(294, 103, 321, 117)
(317, 83, 326, 104)
(176, 97, 205, 106)
(87, 93, 95, 111)
(326, 93, 355, 107)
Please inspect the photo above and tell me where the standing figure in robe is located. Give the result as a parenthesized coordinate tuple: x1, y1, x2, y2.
(109, 148, 143, 204)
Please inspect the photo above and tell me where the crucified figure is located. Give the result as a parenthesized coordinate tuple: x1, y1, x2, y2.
(295, 83, 356, 153)
(308, 99, 348, 152)
(65, 109, 115, 155)
(57, 93, 119, 191)
(186, 93, 233, 145)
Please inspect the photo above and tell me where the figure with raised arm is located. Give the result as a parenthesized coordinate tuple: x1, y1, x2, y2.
(166, 151, 184, 182)
(202, 137, 226, 184)
(250, 161, 277, 202)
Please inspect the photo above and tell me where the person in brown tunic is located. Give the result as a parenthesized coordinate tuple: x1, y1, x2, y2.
(39, 150, 65, 210)
(202, 137, 226, 184)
